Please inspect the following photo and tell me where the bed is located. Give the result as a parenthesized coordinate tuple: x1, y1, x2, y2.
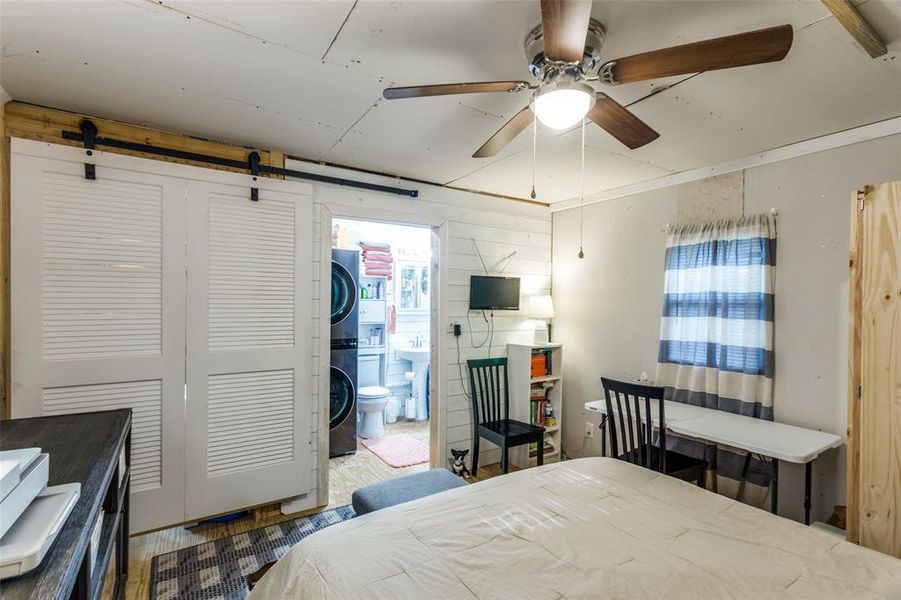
(249, 458, 901, 599)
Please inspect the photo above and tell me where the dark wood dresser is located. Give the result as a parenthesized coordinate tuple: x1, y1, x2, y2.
(0, 409, 131, 599)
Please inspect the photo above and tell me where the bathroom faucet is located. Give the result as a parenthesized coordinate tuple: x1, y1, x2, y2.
(414, 333, 423, 348)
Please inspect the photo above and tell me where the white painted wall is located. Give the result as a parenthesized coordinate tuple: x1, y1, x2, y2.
(552, 133, 901, 523)
(286, 158, 551, 498)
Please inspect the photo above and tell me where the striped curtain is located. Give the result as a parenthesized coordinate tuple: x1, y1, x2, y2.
(655, 213, 776, 485)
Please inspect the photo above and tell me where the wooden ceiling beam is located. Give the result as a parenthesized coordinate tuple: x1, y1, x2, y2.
(821, 0, 887, 58)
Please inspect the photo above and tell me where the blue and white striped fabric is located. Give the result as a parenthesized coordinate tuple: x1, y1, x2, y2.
(656, 213, 777, 485)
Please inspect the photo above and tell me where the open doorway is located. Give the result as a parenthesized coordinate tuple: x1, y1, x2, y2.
(327, 218, 434, 503)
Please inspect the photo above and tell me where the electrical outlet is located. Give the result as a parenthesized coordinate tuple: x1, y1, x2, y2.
(585, 422, 594, 438)
(447, 321, 457, 334)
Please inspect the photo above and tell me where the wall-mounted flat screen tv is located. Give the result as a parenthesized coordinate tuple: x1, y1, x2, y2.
(469, 276, 520, 311)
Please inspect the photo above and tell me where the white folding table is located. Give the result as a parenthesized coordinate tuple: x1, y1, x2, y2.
(584, 399, 843, 524)
(584, 399, 709, 427)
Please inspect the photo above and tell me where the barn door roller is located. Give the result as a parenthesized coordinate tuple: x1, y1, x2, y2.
(248, 151, 260, 202)
(80, 120, 98, 180)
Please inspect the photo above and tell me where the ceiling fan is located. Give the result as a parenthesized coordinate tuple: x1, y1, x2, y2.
(382, 0, 793, 158)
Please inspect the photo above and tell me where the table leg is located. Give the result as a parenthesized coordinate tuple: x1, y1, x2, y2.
(705, 444, 718, 493)
(599, 415, 607, 457)
(770, 458, 779, 515)
(804, 461, 812, 526)
(735, 452, 753, 500)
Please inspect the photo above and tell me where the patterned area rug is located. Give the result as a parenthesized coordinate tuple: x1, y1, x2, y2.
(361, 433, 430, 467)
(150, 505, 355, 600)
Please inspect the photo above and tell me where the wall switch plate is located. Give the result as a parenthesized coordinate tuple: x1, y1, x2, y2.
(585, 422, 594, 438)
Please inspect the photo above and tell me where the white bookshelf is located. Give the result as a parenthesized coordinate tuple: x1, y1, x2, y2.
(507, 343, 563, 469)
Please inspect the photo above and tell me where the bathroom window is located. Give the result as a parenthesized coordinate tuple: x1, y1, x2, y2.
(397, 261, 429, 313)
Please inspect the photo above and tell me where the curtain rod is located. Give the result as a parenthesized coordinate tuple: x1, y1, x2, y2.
(661, 207, 779, 232)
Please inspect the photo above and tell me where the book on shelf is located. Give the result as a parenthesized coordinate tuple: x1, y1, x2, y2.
(530, 348, 552, 377)
(530, 384, 547, 426)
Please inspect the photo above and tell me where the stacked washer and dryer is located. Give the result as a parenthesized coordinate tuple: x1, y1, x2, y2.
(329, 249, 359, 457)
(329, 249, 395, 458)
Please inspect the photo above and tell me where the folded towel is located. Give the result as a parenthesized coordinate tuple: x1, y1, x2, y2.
(364, 260, 393, 270)
(360, 242, 391, 251)
(363, 252, 393, 262)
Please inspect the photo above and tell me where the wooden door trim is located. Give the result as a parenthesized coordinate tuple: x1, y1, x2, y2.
(847, 187, 866, 543)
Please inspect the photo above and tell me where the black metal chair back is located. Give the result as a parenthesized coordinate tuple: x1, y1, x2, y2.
(601, 377, 667, 472)
(467, 357, 509, 426)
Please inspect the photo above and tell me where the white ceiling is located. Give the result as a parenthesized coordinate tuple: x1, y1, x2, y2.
(2, 0, 899, 204)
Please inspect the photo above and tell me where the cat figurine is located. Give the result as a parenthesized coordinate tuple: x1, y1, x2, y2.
(449, 448, 471, 478)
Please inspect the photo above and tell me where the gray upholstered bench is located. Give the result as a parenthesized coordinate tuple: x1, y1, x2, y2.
(352, 468, 468, 516)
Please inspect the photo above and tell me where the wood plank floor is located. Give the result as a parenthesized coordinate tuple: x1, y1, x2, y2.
(117, 421, 506, 599)
(327, 419, 431, 506)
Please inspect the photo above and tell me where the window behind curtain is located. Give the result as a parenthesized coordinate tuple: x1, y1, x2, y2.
(655, 213, 777, 484)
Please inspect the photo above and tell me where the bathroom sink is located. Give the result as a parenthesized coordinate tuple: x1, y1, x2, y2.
(398, 347, 430, 363)
(399, 346, 430, 421)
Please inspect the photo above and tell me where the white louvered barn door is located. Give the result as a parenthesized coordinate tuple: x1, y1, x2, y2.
(184, 181, 312, 519)
(10, 151, 187, 533)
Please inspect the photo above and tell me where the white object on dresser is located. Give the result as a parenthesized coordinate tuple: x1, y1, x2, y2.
(0, 449, 48, 539)
(0, 482, 80, 580)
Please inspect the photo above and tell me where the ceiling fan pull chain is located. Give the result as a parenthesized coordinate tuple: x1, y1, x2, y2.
(578, 116, 585, 259)
(531, 112, 537, 200)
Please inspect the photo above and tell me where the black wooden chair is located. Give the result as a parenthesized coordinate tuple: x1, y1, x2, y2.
(601, 377, 707, 486)
(468, 357, 545, 476)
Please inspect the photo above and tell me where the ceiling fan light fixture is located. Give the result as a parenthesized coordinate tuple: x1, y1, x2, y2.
(531, 81, 595, 130)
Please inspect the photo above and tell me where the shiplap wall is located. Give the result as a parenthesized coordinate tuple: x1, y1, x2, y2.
(287, 158, 551, 490)
(443, 225, 552, 467)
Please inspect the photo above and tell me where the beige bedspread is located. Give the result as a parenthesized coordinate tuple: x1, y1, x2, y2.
(249, 458, 901, 599)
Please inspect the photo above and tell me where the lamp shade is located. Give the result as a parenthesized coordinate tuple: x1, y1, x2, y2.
(528, 295, 555, 319)
(530, 81, 596, 130)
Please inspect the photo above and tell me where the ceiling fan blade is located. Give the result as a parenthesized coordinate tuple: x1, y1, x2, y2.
(599, 24, 793, 84)
(383, 81, 529, 100)
(540, 0, 593, 62)
(588, 94, 659, 150)
(472, 107, 533, 158)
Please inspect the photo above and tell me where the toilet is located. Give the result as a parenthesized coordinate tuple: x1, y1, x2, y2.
(357, 386, 391, 439)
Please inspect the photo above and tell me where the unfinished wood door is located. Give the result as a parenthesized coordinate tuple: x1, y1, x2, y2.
(184, 181, 313, 520)
(848, 180, 901, 556)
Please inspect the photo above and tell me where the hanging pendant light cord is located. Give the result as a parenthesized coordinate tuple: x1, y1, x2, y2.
(531, 112, 537, 200)
(578, 116, 585, 259)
